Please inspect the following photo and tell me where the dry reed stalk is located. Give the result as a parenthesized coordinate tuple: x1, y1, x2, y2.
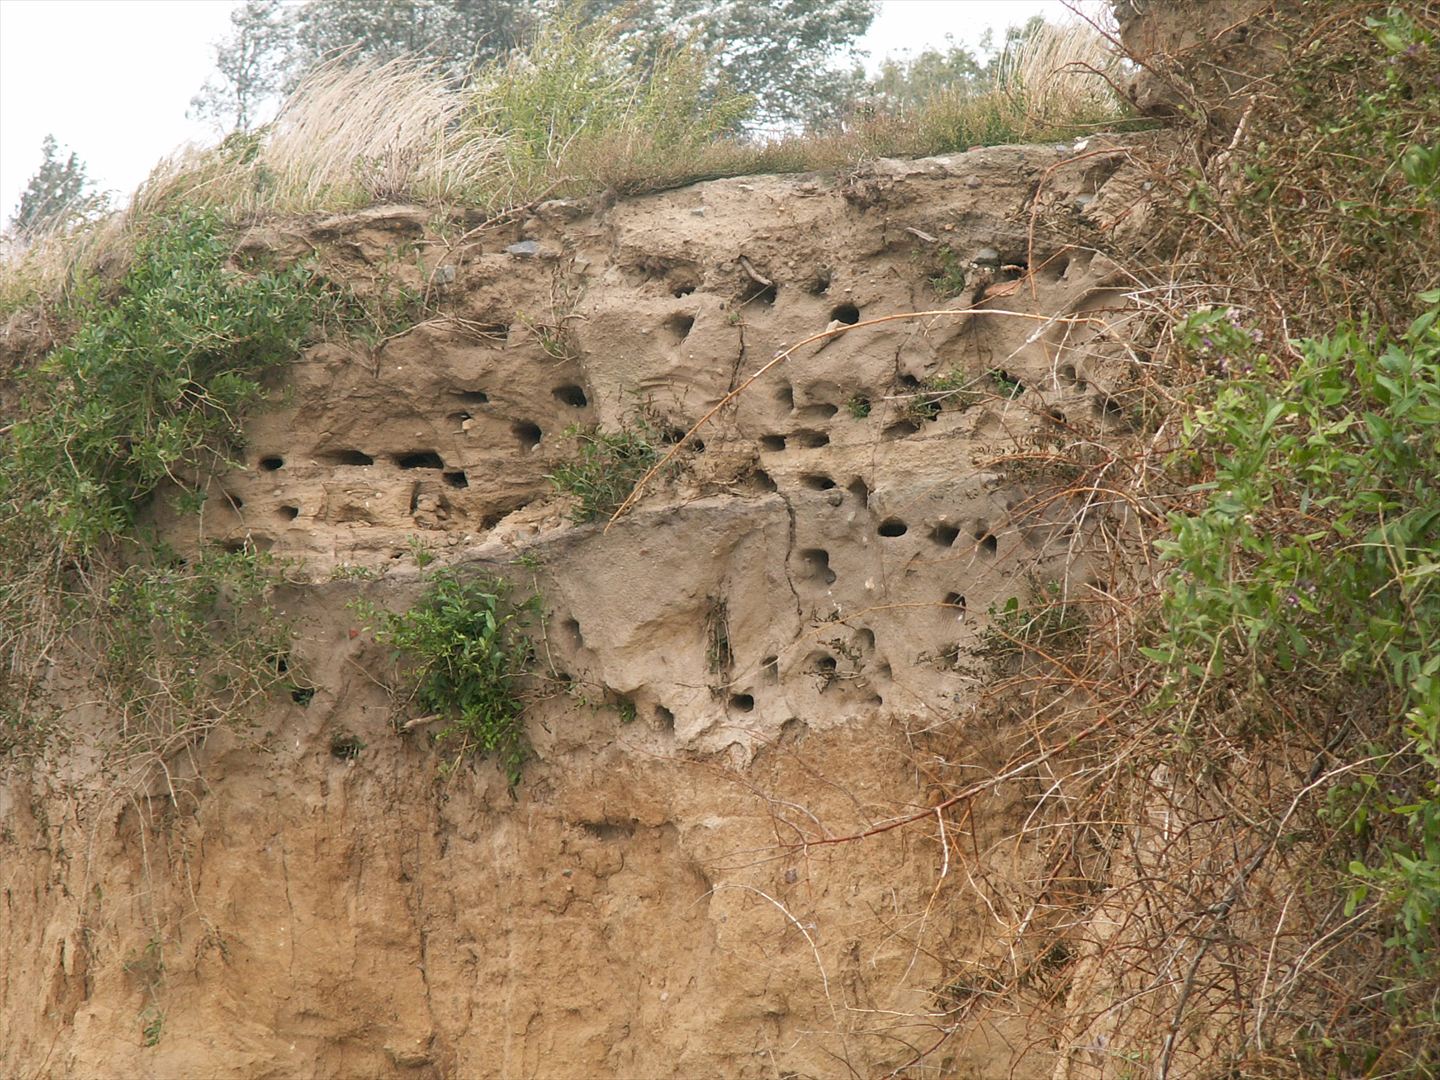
(135, 59, 510, 220)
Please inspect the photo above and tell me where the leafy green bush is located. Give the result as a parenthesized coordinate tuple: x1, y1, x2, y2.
(1150, 293, 1440, 959)
(547, 423, 661, 523)
(0, 208, 333, 557)
(0, 209, 352, 760)
(361, 568, 536, 784)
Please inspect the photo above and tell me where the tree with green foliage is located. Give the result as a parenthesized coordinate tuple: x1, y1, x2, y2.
(604, 0, 876, 128)
(866, 39, 987, 112)
(8, 135, 106, 237)
(189, 0, 290, 131)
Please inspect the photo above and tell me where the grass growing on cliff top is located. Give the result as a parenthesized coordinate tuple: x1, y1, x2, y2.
(0, 16, 1129, 319)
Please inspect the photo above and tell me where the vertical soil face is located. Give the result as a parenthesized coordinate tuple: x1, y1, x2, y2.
(1, 141, 1149, 1078)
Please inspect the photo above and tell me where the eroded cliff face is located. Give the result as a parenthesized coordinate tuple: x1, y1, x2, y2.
(1, 140, 1149, 1078)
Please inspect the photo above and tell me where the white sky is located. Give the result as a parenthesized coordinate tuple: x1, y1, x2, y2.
(0, 0, 1077, 222)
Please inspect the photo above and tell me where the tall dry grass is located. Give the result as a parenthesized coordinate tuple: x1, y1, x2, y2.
(137, 58, 511, 219)
(0, 15, 1132, 322)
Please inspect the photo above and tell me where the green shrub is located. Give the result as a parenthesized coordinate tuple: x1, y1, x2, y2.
(360, 568, 535, 784)
(547, 423, 661, 523)
(0, 209, 342, 758)
(0, 208, 334, 557)
(1149, 294, 1440, 960)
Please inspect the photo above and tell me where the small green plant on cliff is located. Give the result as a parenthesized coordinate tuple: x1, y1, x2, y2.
(976, 578, 1088, 665)
(358, 568, 536, 785)
(906, 370, 981, 422)
(546, 421, 661, 523)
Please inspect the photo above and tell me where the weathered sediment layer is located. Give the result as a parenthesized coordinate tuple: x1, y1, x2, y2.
(2, 140, 1150, 1078)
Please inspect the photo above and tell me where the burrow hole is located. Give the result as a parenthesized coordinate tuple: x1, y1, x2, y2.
(760, 434, 787, 452)
(749, 468, 778, 492)
(812, 653, 838, 675)
(993, 370, 1024, 394)
(943, 592, 967, 614)
(671, 283, 696, 298)
(798, 549, 836, 586)
(930, 523, 961, 547)
(259, 455, 284, 471)
(882, 420, 918, 441)
(878, 518, 908, 538)
(800, 474, 836, 491)
(443, 471, 468, 489)
(775, 383, 795, 410)
(830, 302, 860, 325)
(797, 402, 839, 422)
(856, 627, 875, 650)
(1094, 394, 1126, 421)
(739, 279, 778, 306)
(761, 655, 780, 684)
(792, 430, 830, 449)
(664, 313, 696, 342)
(561, 617, 585, 651)
(654, 705, 676, 730)
(324, 450, 374, 467)
(512, 422, 542, 450)
(847, 477, 870, 506)
(223, 492, 244, 511)
(806, 270, 831, 295)
(278, 505, 300, 521)
(396, 451, 444, 470)
(975, 527, 998, 556)
(552, 384, 588, 408)
(729, 693, 755, 713)
(457, 389, 490, 404)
